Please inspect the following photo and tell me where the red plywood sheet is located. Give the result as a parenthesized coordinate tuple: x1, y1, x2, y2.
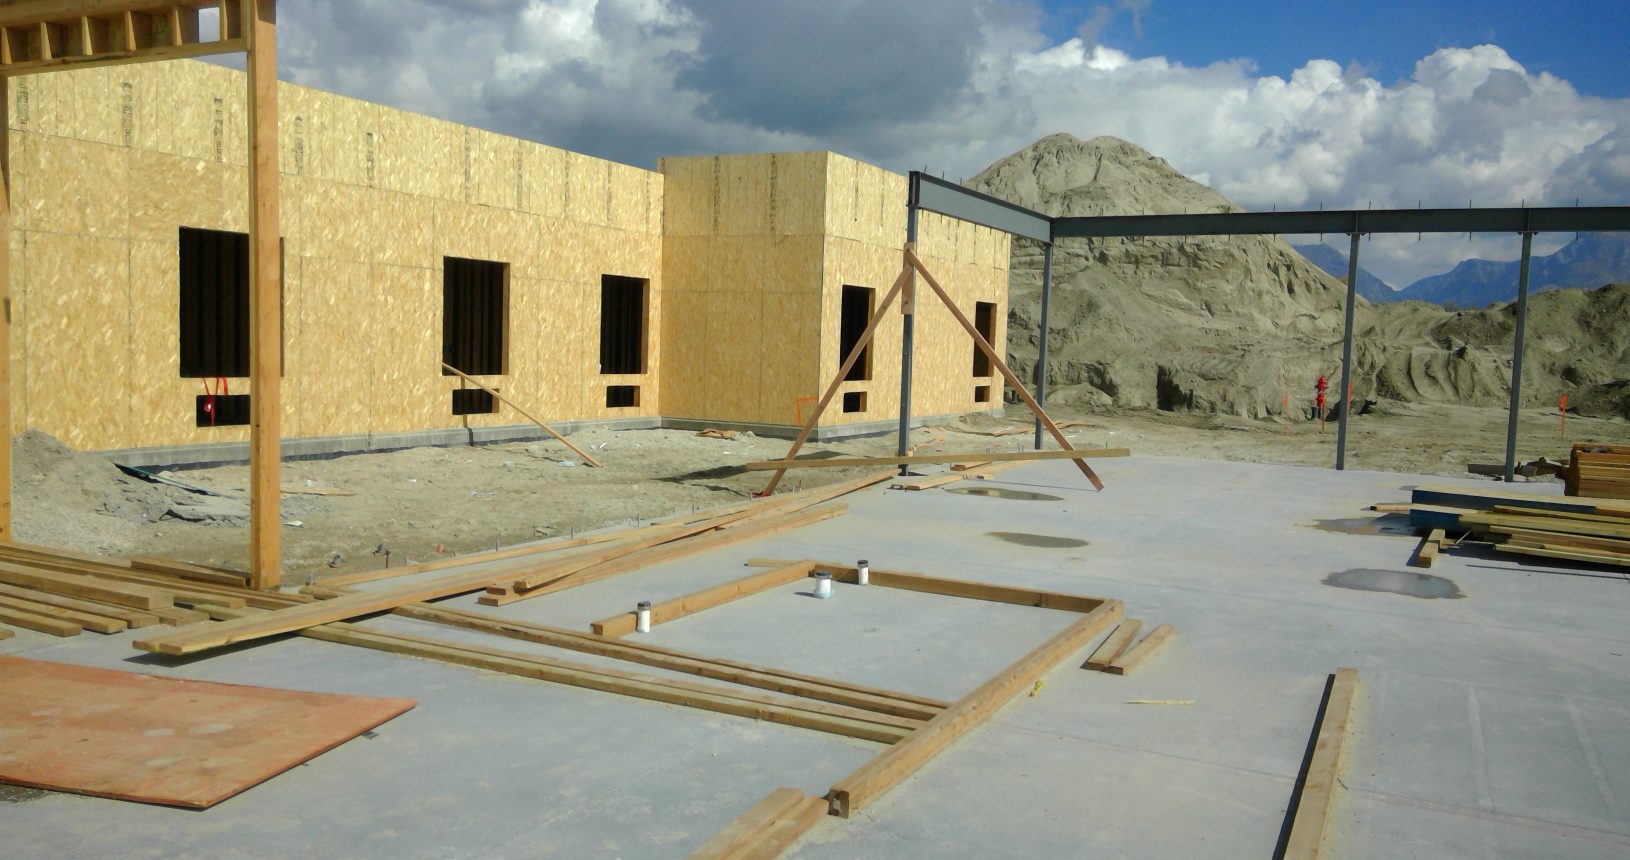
(0, 656, 416, 808)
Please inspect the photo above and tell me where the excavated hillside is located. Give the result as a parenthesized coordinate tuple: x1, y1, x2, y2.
(969, 134, 1630, 418)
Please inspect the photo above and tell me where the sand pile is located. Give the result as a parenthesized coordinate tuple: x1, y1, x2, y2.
(969, 134, 1630, 418)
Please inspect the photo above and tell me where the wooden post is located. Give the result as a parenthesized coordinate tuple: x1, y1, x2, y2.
(245, 0, 281, 589)
(0, 80, 11, 542)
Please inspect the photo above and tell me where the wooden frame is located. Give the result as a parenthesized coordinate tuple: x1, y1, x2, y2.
(758, 249, 1105, 496)
(0, 0, 283, 590)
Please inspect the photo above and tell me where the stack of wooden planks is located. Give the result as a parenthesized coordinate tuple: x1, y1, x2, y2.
(0, 542, 306, 638)
(1407, 484, 1630, 569)
(1563, 443, 1630, 499)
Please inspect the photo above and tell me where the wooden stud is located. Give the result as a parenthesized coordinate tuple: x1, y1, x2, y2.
(828, 600, 1123, 817)
(0, 563, 172, 609)
(442, 361, 602, 467)
(0, 594, 126, 633)
(760, 265, 910, 496)
(0, 80, 9, 541)
(129, 556, 248, 586)
(906, 248, 1104, 491)
(246, 0, 281, 590)
(747, 560, 1108, 614)
(0, 626, 11, 640)
(747, 448, 1130, 471)
(1084, 619, 1142, 670)
(890, 473, 964, 491)
(0, 604, 82, 636)
(1104, 624, 1175, 676)
(0, 583, 159, 627)
(1408, 529, 1443, 569)
(67, 15, 110, 55)
(689, 787, 805, 860)
(1284, 668, 1359, 860)
(590, 560, 816, 637)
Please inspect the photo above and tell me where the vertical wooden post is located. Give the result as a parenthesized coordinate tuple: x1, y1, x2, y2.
(0, 80, 11, 542)
(246, 0, 281, 588)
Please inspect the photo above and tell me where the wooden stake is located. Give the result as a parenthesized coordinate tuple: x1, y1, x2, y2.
(442, 361, 602, 467)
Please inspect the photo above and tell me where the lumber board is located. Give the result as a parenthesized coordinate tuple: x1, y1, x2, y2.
(889, 473, 964, 491)
(591, 561, 816, 637)
(0, 594, 125, 633)
(0, 626, 11, 640)
(1409, 529, 1443, 568)
(148, 605, 210, 626)
(1084, 619, 1142, 670)
(1284, 668, 1359, 860)
(949, 461, 992, 471)
(1487, 528, 1630, 555)
(304, 623, 913, 744)
(246, 0, 282, 591)
(801, 562, 1106, 614)
(482, 505, 848, 607)
(0, 583, 158, 627)
(828, 600, 1123, 817)
(1495, 543, 1630, 569)
(1104, 624, 1176, 676)
(0, 604, 81, 636)
(1368, 503, 1411, 513)
(745, 448, 1130, 471)
(718, 794, 829, 860)
(1412, 484, 1630, 515)
(129, 556, 248, 586)
(1460, 512, 1630, 540)
(963, 460, 1028, 480)
(0, 563, 172, 609)
(509, 508, 761, 591)
(690, 787, 806, 860)
(1488, 506, 1630, 525)
(443, 362, 602, 467)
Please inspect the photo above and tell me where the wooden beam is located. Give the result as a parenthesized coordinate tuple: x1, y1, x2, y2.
(757, 560, 1108, 614)
(442, 361, 602, 467)
(1104, 624, 1175, 676)
(0, 603, 81, 635)
(746, 448, 1130, 471)
(590, 560, 816, 637)
(1408, 528, 1444, 568)
(1284, 668, 1359, 860)
(1083, 618, 1141, 670)
(760, 265, 910, 496)
(0, 582, 158, 626)
(245, 0, 279, 590)
(889, 473, 964, 491)
(0, 563, 171, 609)
(827, 600, 1124, 817)
(906, 248, 1105, 491)
(0, 626, 11, 640)
(0, 80, 10, 542)
(0, 2, 214, 29)
(129, 556, 247, 587)
(303, 623, 914, 744)
(690, 789, 828, 860)
(0, 593, 125, 632)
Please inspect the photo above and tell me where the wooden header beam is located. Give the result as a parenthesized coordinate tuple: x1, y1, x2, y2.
(0, 2, 242, 76)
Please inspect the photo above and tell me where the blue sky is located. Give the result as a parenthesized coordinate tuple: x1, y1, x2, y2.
(267, 0, 1630, 285)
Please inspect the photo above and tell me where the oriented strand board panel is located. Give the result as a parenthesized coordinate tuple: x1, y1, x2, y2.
(0, 655, 415, 809)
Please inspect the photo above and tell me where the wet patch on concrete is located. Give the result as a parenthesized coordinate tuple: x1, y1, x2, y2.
(1324, 568, 1464, 600)
(0, 784, 48, 804)
(946, 487, 1064, 502)
(1311, 515, 1416, 537)
(987, 532, 1088, 548)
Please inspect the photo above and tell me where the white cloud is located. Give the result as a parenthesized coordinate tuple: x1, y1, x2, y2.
(264, 0, 1630, 285)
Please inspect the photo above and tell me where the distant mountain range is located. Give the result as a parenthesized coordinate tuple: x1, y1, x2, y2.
(1295, 232, 1630, 307)
(1291, 243, 1394, 302)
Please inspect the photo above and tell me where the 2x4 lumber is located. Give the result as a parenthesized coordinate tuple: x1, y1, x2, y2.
(1409, 529, 1444, 569)
(442, 362, 602, 467)
(483, 504, 848, 607)
(1488, 528, 1630, 555)
(0, 76, 10, 542)
(905, 248, 1105, 492)
(149, 605, 209, 625)
(591, 561, 817, 637)
(0, 603, 81, 636)
(509, 509, 757, 592)
(0, 583, 158, 627)
(0, 625, 11, 640)
(1284, 668, 1359, 860)
(246, 0, 280, 590)
(1495, 543, 1630, 569)
(744, 795, 829, 860)
(950, 461, 992, 471)
(828, 599, 1124, 817)
(129, 556, 247, 587)
(761, 265, 911, 496)
(302, 623, 913, 744)
(1104, 624, 1176, 676)
(963, 460, 1027, 480)
(1084, 619, 1142, 670)
(890, 473, 963, 491)
(745, 448, 1130, 471)
(0, 593, 125, 632)
(1413, 484, 1630, 516)
(691, 791, 828, 860)
(0, 563, 171, 609)
(781, 561, 1105, 614)
(1460, 511, 1630, 540)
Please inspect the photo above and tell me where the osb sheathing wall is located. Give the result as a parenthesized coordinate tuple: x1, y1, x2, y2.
(658, 151, 1009, 429)
(6, 60, 663, 452)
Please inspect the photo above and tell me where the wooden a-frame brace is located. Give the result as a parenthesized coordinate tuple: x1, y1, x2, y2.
(0, 1, 283, 589)
(759, 247, 1104, 496)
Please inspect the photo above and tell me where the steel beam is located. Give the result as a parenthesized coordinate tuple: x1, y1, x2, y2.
(1335, 229, 1360, 471)
(1052, 206, 1630, 239)
(1034, 242, 1053, 450)
(897, 205, 919, 466)
(910, 172, 1052, 243)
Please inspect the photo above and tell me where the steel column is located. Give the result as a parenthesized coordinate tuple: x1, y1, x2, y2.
(896, 205, 920, 466)
(1503, 231, 1535, 483)
(1335, 229, 1361, 471)
(1034, 242, 1054, 450)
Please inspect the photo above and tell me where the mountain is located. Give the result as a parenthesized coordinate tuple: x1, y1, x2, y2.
(1293, 243, 1395, 302)
(966, 133, 1630, 418)
(1388, 232, 1630, 307)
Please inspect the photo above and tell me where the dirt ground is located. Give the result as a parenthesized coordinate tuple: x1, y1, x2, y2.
(12, 401, 1630, 585)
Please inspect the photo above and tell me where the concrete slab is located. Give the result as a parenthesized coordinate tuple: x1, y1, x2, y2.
(2, 454, 1628, 858)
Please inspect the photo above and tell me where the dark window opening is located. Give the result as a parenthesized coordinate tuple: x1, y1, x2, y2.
(452, 388, 498, 415)
(442, 257, 508, 376)
(606, 385, 640, 408)
(195, 393, 250, 427)
(840, 285, 873, 381)
(179, 226, 250, 378)
(974, 385, 991, 403)
(600, 275, 648, 375)
(842, 391, 866, 413)
(973, 301, 996, 376)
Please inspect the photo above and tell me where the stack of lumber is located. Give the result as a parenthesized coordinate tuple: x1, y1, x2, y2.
(1406, 485, 1630, 569)
(0, 542, 305, 638)
(1564, 443, 1630, 499)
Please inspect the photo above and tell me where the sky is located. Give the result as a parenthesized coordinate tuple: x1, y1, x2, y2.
(243, 0, 1630, 287)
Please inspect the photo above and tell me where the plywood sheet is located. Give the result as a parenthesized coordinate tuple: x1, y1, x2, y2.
(0, 655, 415, 809)
(22, 233, 131, 450)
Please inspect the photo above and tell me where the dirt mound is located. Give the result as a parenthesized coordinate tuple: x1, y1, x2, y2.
(970, 134, 1630, 418)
